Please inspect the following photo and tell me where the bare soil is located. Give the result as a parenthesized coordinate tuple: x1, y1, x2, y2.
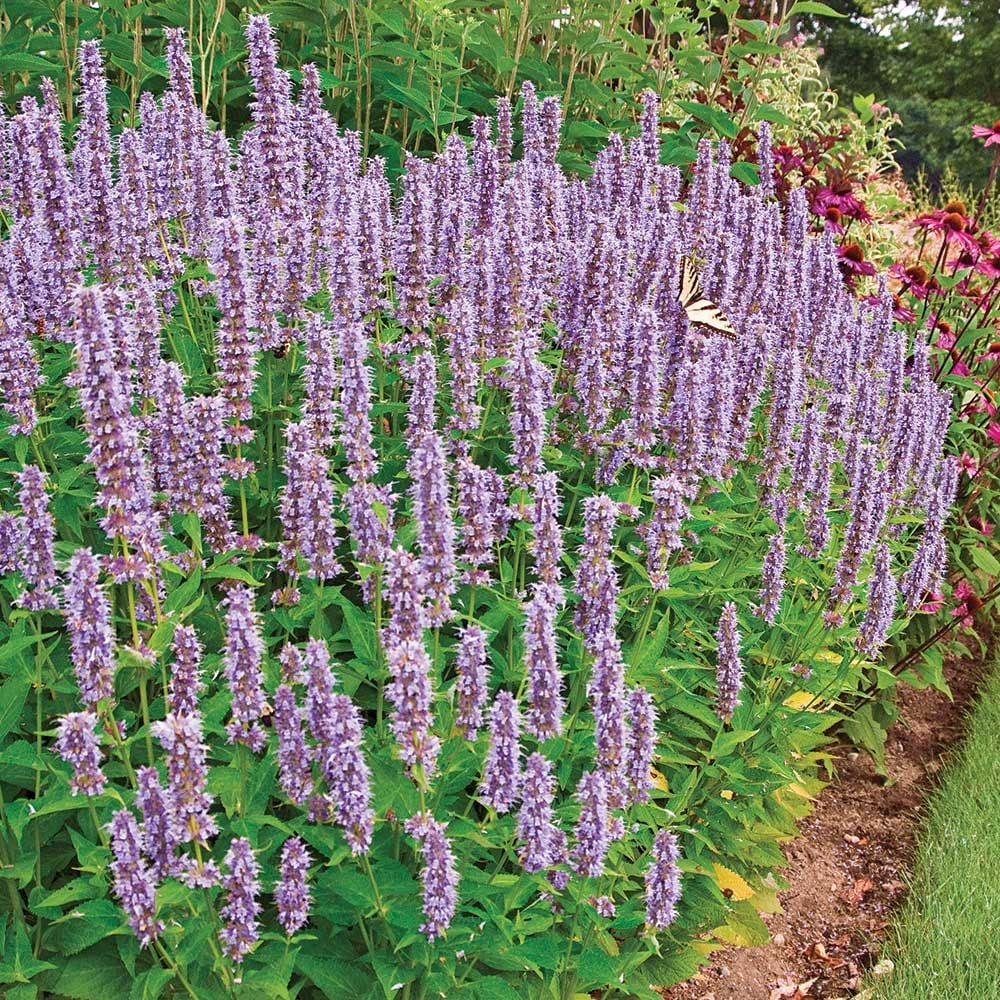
(662, 644, 989, 1000)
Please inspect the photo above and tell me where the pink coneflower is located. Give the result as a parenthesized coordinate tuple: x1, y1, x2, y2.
(976, 340, 1000, 363)
(987, 422, 1000, 445)
(889, 262, 933, 301)
(836, 242, 877, 284)
(811, 185, 871, 224)
(919, 590, 945, 614)
(951, 579, 979, 627)
(972, 121, 1000, 148)
(959, 452, 978, 476)
(911, 206, 980, 255)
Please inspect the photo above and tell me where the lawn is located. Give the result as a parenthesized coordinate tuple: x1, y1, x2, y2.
(869, 654, 1000, 999)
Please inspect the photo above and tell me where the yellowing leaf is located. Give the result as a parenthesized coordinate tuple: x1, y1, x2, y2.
(783, 690, 819, 710)
(720, 789, 734, 800)
(786, 782, 816, 800)
(813, 649, 841, 664)
(712, 863, 754, 901)
(650, 767, 669, 791)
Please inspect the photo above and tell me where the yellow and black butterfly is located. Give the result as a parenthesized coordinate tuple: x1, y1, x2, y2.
(677, 256, 737, 340)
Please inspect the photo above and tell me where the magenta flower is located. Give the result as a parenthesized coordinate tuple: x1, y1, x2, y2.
(972, 121, 1000, 147)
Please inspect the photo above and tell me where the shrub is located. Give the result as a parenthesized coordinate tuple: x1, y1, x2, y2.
(0, 17, 957, 1000)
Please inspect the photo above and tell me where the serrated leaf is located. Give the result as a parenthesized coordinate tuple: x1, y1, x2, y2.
(46, 899, 124, 957)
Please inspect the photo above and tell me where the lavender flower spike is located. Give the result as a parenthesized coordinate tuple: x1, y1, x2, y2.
(55, 711, 106, 796)
(856, 544, 898, 657)
(168, 624, 204, 716)
(219, 837, 262, 966)
(15, 465, 59, 610)
(318, 694, 375, 854)
(275, 836, 312, 936)
(524, 589, 564, 740)
(135, 766, 180, 880)
(715, 602, 743, 723)
(454, 624, 489, 740)
(405, 812, 460, 941)
(107, 809, 164, 947)
(644, 829, 682, 929)
(222, 585, 267, 752)
(571, 770, 611, 878)
(516, 752, 562, 874)
(479, 691, 522, 814)
(625, 686, 658, 805)
(150, 711, 217, 846)
(64, 548, 116, 707)
(273, 683, 313, 805)
(385, 637, 440, 782)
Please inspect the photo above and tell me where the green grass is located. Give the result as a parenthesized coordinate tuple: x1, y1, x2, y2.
(867, 655, 1000, 999)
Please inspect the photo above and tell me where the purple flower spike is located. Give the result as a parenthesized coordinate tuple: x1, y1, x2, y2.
(588, 630, 627, 807)
(168, 624, 204, 716)
(625, 686, 657, 805)
(0, 513, 18, 574)
(480, 691, 522, 814)
(524, 589, 564, 739)
(317, 694, 375, 854)
(405, 812, 459, 941)
(715, 602, 743, 723)
(107, 809, 164, 948)
(222, 585, 267, 752)
(151, 711, 217, 846)
(279, 420, 343, 580)
(385, 638, 440, 782)
(857, 544, 898, 657)
(645, 829, 682, 929)
(70, 287, 163, 574)
(571, 770, 611, 878)
(15, 465, 59, 610)
(757, 528, 787, 625)
(530, 471, 564, 597)
(55, 711, 106, 797)
(275, 836, 312, 936)
(408, 430, 457, 625)
(64, 548, 116, 707)
(454, 624, 489, 740)
(643, 475, 689, 590)
(274, 683, 313, 805)
(135, 766, 180, 880)
(383, 546, 428, 646)
(517, 752, 562, 874)
(573, 495, 620, 651)
(219, 837, 261, 965)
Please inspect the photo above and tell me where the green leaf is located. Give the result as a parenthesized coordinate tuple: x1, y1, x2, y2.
(469, 976, 523, 1000)
(46, 899, 124, 957)
(38, 942, 131, 999)
(970, 545, 1000, 575)
(128, 968, 174, 1000)
(788, 0, 845, 15)
(0, 676, 30, 743)
(295, 952, 372, 998)
(730, 162, 760, 186)
(0, 52, 61, 74)
(676, 101, 739, 139)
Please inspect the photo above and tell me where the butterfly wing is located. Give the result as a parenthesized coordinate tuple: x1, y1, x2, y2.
(677, 257, 738, 340)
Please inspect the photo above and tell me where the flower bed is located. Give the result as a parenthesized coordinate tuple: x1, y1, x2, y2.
(0, 17, 960, 1000)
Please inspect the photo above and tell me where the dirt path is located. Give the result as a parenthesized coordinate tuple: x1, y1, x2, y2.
(662, 646, 988, 1000)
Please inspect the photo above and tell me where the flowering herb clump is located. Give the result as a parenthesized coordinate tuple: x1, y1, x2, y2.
(0, 19, 958, 999)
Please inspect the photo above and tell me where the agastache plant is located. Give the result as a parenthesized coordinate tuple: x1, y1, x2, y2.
(0, 19, 965, 1000)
